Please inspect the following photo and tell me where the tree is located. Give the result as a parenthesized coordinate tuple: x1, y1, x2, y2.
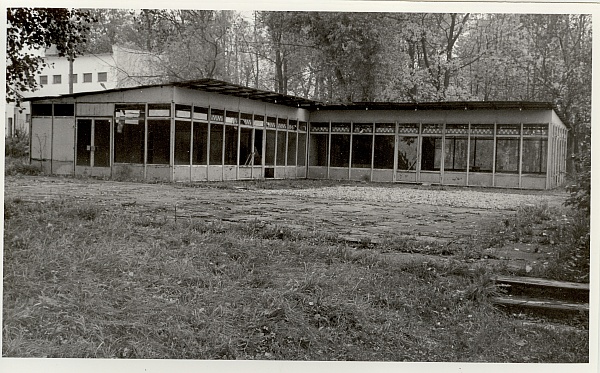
(6, 8, 94, 105)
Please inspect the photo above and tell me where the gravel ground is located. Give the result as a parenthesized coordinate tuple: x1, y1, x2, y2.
(256, 186, 559, 210)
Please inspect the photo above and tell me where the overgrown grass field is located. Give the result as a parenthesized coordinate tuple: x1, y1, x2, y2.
(2, 197, 588, 361)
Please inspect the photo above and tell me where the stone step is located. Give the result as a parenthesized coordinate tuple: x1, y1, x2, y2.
(491, 295, 589, 315)
(493, 275, 589, 303)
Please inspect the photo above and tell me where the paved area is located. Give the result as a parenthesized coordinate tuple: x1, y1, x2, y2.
(4, 175, 568, 270)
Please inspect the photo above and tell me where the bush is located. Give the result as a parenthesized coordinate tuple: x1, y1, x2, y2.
(5, 130, 29, 158)
(565, 151, 590, 213)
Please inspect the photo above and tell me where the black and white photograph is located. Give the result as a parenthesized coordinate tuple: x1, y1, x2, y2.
(2, 1, 597, 372)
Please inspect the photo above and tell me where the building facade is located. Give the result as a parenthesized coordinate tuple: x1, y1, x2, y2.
(27, 79, 568, 189)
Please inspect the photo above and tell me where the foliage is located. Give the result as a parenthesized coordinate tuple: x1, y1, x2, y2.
(5, 130, 29, 158)
(3, 198, 588, 361)
(6, 8, 94, 105)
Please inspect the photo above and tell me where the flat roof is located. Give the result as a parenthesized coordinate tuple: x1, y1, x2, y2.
(25, 78, 567, 125)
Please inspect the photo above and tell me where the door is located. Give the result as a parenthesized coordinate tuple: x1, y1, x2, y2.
(76, 118, 111, 176)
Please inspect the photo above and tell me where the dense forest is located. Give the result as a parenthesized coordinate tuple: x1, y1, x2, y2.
(82, 10, 591, 158)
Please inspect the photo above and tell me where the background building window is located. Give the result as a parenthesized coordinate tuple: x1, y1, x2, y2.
(71, 74, 78, 83)
(98, 72, 108, 82)
(53, 75, 61, 84)
(39, 75, 48, 85)
(83, 73, 92, 83)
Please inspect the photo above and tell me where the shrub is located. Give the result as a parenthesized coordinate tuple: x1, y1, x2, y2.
(565, 151, 590, 213)
(5, 130, 29, 158)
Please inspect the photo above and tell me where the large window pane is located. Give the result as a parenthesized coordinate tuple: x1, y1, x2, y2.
(351, 134, 372, 168)
(397, 136, 417, 171)
(421, 137, 442, 171)
(309, 134, 328, 166)
(147, 120, 170, 164)
(287, 132, 297, 166)
(469, 138, 493, 172)
(522, 139, 547, 173)
(224, 125, 238, 165)
(496, 139, 520, 173)
(209, 123, 223, 165)
(276, 131, 286, 165)
(175, 121, 191, 165)
(331, 134, 350, 167)
(374, 136, 394, 169)
(444, 138, 468, 171)
(297, 133, 307, 166)
(114, 104, 145, 164)
(265, 130, 276, 166)
(254, 129, 263, 165)
(193, 122, 208, 165)
(240, 128, 254, 166)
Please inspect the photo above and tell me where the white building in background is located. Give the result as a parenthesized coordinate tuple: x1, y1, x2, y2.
(5, 45, 160, 137)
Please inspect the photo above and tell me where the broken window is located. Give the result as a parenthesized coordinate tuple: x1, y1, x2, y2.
(193, 122, 208, 165)
(147, 120, 170, 164)
(175, 121, 191, 165)
(114, 104, 145, 163)
(31, 103, 53, 116)
(421, 137, 442, 171)
(54, 104, 74, 116)
(265, 129, 276, 166)
(469, 138, 494, 172)
(330, 134, 350, 167)
(209, 123, 223, 165)
(374, 135, 395, 169)
(397, 137, 418, 171)
(495, 139, 520, 173)
(276, 130, 286, 165)
(287, 131, 297, 166)
(226, 111, 239, 124)
(224, 125, 238, 166)
(522, 139, 547, 173)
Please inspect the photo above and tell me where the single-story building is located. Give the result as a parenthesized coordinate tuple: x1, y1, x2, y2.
(27, 79, 568, 189)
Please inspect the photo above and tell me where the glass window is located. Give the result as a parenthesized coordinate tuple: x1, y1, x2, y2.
(496, 139, 520, 173)
(421, 137, 442, 171)
(241, 113, 253, 126)
(224, 125, 238, 165)
(148, 103, 171, 117)
(98, 72, 108, 82)
(330, 134, 350, 167)
(254, 115, 265, 127)
(444, 138, 468, 171)
(297, 132, 307, 166)
(53, 75, 61, 84)
(226, 111, 239, 124)
(192, 122, 208, 165)
(265, 129, 276, 166)
(54, 104, 74, 116)
(374, 135, 395, 169)
(351, 134, 372, 168)
(287, 132, 297, 166)
(32, 103, 52, 116)
(254, 129, 263, 165)
(309, 134, 328, 166)
(209, 123, 223, 165)
(193, 106, 208, 121)
(240, 128, 254, 166)
(39, 75, 48, 85)
(469, 138, 494, 172)
(522, 139, 547, 173)
(175, 104, 191, 118)
(397, 137, 418, 171)
(114, 104, 145, 164)
(276, 131, 286, 166)
(71, 74, 78, 83)
(211, 109, 224, 123)
(147, 120, 170, 165)
(83, 73, 92, 83)
(175, 121, 191, 165)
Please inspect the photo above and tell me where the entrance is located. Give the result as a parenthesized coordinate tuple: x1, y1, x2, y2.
(76, 118, 111, 177)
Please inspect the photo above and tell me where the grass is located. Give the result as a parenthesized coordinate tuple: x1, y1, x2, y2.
(2, 198, 588, 361)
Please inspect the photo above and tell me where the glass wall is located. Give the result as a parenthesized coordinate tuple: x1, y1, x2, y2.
(193, 121, 208, 165)
(421, 124, 443, 171)
(175, 121, 191, 165)
(209, 123, 224, 165)
(114, 104, 145, 163)
(330, 123, 350, 167)
(351, 123, 372, 168)
(309, 122, 329, 167)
